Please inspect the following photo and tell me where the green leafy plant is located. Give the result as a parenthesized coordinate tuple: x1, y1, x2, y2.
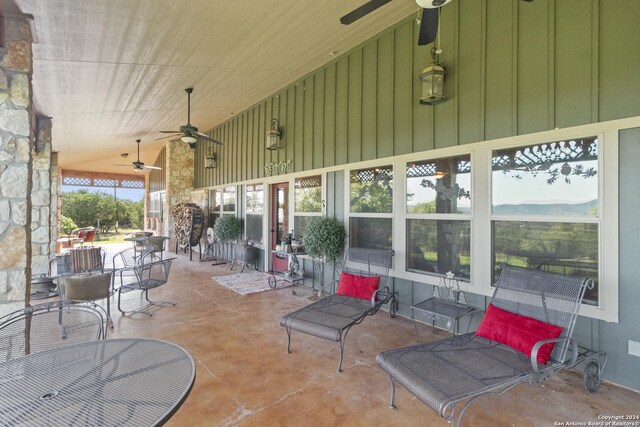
(303, 216, 347, 263)
(213, 216, 243, 243)
(60, 215, 78, 236)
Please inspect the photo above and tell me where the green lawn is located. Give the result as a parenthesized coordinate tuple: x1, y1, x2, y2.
(94, 228, 143, 244)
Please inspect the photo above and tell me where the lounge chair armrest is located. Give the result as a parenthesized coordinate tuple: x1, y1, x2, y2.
(531, 336, 578, 374)
(371, 286, 391, 307)
(371, 289, 380, 306)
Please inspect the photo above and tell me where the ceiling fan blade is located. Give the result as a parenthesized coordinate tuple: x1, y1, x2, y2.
(195, 132, 224, 145)
(418, 7, 439, 46)
(159, 130, 181, 133)
(154, 133, 181, 141)
(114, 164, 131, 167)
(143, 165, 162, 170)
(340, 0, 392, 25)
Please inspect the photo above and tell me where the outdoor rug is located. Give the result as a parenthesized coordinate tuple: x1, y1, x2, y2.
(211, 271, 291, 295)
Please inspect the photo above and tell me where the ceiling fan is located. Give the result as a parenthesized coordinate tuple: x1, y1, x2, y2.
(157, 87, 224, 149)
(116, 139, 161, 171)
(340, 0, 533, 46)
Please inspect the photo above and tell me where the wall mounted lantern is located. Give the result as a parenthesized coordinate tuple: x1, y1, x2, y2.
(205, 147, 217, 169)
(420, 47, 446, 105)
(266, 118, 282, 150)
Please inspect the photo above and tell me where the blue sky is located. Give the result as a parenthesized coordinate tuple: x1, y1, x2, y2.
(61, 185, 144, 202)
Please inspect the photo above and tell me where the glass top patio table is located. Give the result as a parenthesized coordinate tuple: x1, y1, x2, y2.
(0, 338, 195, 426)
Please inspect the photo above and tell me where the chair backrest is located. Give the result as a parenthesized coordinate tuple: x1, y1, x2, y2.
(132, 258, 174, 289)
(0, 300, 107, 362)
(339, 247, 395, 290)
(112, 247, 151, 269)
(491, 265, 591, 363)
(69, 246, 105, 273)
(61, 271, 112, 301)
(82, 228, 97, 244)
(146, 236, 166, 252)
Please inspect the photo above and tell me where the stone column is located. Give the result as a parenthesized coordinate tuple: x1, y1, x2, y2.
(166, 140, 194, 249)
(50, 151, 59, 254)
(0, 14, 35, 316)
(31, 117, 52, 275)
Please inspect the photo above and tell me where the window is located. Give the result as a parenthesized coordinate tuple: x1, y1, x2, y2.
(208, 189, 221, 228)
(222, 186, 236, 213)
(348, 166, 393, 249)
(293, 175, 322, 239)
(245, 184, 264, 244)
(491, 137, 599, 305)
(406, 155, 472, 279)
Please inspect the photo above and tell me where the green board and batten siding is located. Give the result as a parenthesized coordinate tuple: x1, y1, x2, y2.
(193, 0, 640, 188)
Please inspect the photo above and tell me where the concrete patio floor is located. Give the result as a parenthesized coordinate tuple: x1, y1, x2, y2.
(97, 243, 639, 427)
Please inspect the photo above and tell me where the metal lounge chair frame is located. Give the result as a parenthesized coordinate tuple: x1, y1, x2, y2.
(376, 265, 607, 427)
(280, 247, 399, 372)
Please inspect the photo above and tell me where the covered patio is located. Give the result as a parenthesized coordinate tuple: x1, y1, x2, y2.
(1, 0, 639, 425)
(100, 247, 637, 426)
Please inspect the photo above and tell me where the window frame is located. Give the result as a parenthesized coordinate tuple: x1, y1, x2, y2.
(345, 163, 395, 250)
(405, 153, 473, 280)
(293, 174, 324, 240)
(244, 182, 265, 246)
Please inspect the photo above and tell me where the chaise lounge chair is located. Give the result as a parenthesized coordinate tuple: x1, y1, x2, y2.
(280, 247, 399, 372)
(376, 265, 607, 426)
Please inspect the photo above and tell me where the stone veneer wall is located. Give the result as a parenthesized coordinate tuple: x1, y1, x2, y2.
(0, 14, 35, 315)
(166, 140, 194, 248)
(31, 117, 53, 275)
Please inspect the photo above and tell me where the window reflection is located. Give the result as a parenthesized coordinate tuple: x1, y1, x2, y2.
(407, 219, 470, 279)
(406, 155, 471, 279)
(350, 166, 393, 213)
(295, 175, 322, 213)
(223, 187, 236, 212)
(407, 156, 471, 214)
(492, 138, 598, 217)
(493, 221, 599, 305)
(245, 184, 263, 243)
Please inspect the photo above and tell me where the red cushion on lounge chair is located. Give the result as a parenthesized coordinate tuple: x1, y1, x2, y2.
(475, 303, 564, 364)
(336, 272, 380, 300)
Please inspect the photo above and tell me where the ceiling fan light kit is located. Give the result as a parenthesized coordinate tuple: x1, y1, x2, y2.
(415, 0, 452, 8)
(181, 135, 197, 144)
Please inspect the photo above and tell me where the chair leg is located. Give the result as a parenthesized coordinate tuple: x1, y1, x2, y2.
(388, 376, 396, 408)
(117, 288, 126, 314)
(286, 328, 292, 353)
(337, 337, 346, 373)
(106, 295, 113, 329)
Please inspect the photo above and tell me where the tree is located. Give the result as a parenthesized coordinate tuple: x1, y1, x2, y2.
(61, 189, 144, 233)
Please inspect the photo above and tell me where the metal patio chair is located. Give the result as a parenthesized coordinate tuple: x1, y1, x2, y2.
(59, 271, 114, 329)
(0, 300, 108, 362)
(376, 265, 607, 427)
(115, 257, 177, 316)
(280, 247, 399, 372)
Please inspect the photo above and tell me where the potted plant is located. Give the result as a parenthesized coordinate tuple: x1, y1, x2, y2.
(303, 216, 347, 263)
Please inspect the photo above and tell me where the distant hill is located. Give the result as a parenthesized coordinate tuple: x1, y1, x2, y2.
(493, 200, 598, 216)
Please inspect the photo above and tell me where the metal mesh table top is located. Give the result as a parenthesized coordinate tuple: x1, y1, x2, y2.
(412, 298, 476, 319)
(0, 338, 196, 427)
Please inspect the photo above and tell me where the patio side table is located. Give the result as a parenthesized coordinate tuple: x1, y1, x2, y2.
(411, 297, 480, 341)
